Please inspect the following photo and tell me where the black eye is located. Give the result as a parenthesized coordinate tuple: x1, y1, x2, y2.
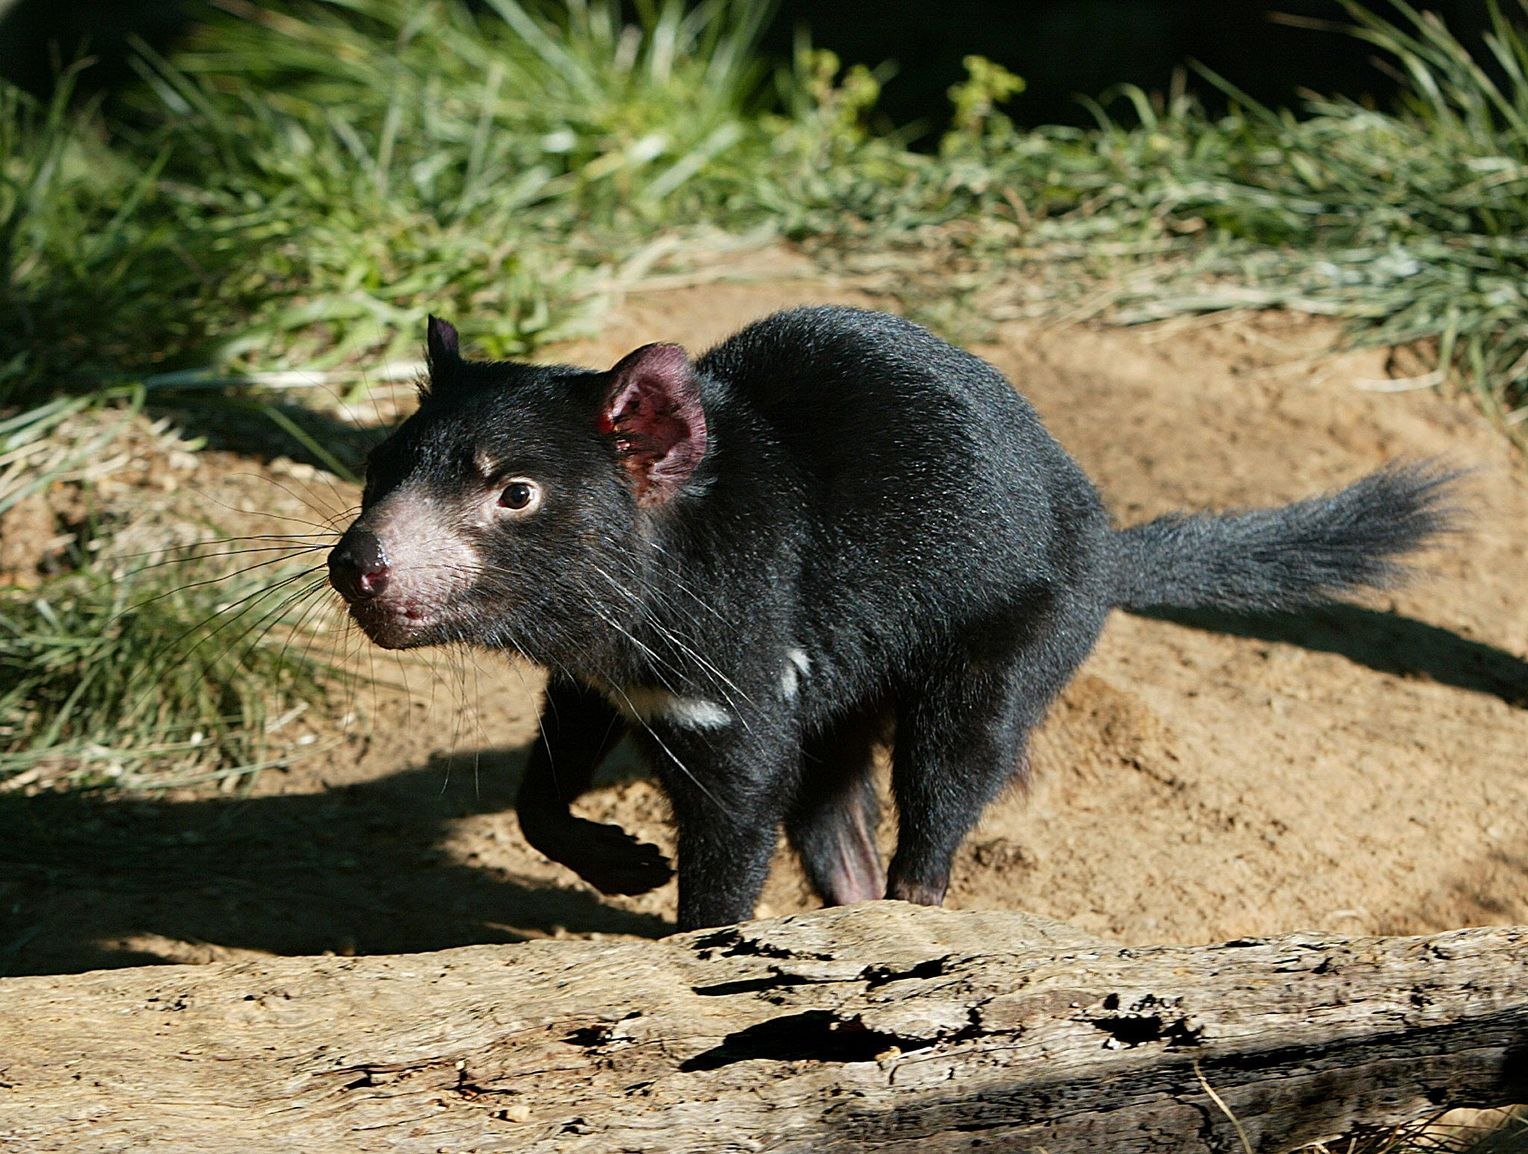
(498, 480, 540, 512)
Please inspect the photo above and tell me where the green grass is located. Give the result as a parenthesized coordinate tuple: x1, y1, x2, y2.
(1085, 0, 1528, 427)
(5, 0, 787, 398)
(4, 0, 1524, 418)
(784, 2, 1528, 429)
(0, 74, 189, 402)
(0, 557, 330, 789)
(0, 0, 1525, 786)
(0, 389, 138, 520)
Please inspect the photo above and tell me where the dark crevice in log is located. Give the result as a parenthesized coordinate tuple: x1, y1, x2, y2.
(679, 1010, 940, 1072)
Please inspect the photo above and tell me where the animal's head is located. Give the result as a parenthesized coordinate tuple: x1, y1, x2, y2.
(327, 316, 708, 657)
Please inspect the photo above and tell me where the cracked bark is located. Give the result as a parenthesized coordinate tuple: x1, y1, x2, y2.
(1, 904, 1524, 1153)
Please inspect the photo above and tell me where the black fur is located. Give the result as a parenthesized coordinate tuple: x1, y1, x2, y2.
(330, 306, 1456, 930)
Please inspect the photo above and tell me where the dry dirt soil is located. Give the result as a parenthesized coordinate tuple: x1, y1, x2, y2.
(4, 257, 1526, 977)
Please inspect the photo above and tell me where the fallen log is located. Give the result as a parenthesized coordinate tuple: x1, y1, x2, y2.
(1, 904, 1523, 1153)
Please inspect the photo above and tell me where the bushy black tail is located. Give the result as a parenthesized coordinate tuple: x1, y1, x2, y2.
(1113, 463, 1460, 614)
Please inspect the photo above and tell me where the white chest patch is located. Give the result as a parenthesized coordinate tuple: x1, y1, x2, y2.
(781, 648, 812, 701)
(610, 686, 732, 731)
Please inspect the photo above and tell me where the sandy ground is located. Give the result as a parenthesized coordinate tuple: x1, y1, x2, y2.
(3, 257, 1525, 976)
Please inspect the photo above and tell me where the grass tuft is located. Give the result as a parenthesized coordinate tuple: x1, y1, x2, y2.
(0, 559, 329, 790)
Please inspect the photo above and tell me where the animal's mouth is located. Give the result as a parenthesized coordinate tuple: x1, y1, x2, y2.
(347, 597, 439, 649)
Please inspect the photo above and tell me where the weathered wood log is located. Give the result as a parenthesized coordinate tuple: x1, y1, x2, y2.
(1, 904, 1523, 1153)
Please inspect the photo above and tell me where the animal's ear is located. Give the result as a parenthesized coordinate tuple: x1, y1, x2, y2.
(600, 343, 707, 506)
(424, 315, 461, 392)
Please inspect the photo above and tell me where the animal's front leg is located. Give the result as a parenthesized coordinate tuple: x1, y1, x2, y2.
(652, 724, 799, 930)
(516, 677, 673, 896)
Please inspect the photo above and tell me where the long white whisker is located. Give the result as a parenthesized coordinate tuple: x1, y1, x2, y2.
(603, 681, 727, 815)
(585, 562, 756, 725)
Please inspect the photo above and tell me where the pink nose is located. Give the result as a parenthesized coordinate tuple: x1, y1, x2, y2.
(327, 529, 390, 602)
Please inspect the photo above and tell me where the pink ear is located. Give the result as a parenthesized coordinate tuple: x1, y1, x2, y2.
(600, 343, 707, 506)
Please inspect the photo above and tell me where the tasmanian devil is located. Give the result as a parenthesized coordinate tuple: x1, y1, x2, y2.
(327, 305, 1454, 930)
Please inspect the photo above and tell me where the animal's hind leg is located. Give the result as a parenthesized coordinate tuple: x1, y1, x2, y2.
(886, 607, 1097, 906)
(786, 707, 886, 907)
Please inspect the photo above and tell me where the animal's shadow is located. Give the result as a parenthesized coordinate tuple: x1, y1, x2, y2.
(1135, 603, 1528, 708)
(0, 742, 671, 978)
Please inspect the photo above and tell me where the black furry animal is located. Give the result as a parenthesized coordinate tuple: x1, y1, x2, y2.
(328, 306, 1454, 930)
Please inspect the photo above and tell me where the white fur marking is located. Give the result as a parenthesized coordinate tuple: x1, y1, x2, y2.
(781, 647, 811, 701)
(612, 687, 731, 730)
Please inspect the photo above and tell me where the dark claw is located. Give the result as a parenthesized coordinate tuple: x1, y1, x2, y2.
(569, 819, 674, 895)
(522, 811, 673, 896)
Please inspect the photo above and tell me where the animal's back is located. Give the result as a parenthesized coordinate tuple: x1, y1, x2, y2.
(697, 306, 1111, 688)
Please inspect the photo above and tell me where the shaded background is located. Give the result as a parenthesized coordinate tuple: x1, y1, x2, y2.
(0, 0, 1499, 130)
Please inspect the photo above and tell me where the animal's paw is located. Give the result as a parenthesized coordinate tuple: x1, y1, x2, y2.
(569, 819, 674, 895)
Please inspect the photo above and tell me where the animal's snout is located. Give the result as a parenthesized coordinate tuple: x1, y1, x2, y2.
(328, 529, 390, 602)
